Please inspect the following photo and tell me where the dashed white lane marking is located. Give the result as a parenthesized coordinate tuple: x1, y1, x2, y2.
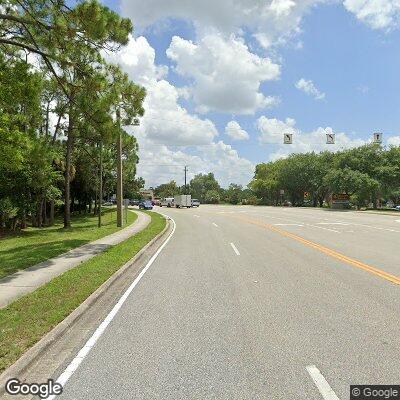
(307, 224, 340, 233)
(274, 223, 304, 227)
(306, 365, 340, 400)
(396, 220, 400, 223)
(212, 222, 219, 227)
(230, 242, 240, 256)
(317, 222, 349, 226)
(47, 216, 177, 399)
(194, 215, 200, 218)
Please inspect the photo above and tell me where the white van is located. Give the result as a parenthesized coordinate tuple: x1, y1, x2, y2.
(160, 197, 174, 207)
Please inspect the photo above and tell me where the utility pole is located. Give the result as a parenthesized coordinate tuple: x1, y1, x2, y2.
(184, 165, 188, 194)
(116, 109, 123, 227)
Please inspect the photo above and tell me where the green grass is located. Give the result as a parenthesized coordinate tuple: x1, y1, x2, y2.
(0, 208, 137, 279)
(0, 211, 166, 373)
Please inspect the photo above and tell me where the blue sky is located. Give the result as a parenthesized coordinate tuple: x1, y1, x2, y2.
(102, 0, 400, 187)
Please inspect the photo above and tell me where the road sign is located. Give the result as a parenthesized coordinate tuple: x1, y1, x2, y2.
(284, 133, 293, 144)
(280, 189, 285, 195)
(331, 193, 350, 209)
(326, 133, 335, 144)
(374, 132, 383, 143)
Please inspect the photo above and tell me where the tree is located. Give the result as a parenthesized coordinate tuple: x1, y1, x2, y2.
(324, 168, 379, 209)
(225, 184, 243, 205)
(204, 190, 221, 204)
(190, 173, 221, 202)
(154, 181, 180, 198)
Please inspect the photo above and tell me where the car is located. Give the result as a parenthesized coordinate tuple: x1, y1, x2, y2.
(396, 205, 400, 211)
(129, 199, 140, 206)
(191, 199, 200, 207)
(139, 200, 153, 210)
(102, 201, 113, 206)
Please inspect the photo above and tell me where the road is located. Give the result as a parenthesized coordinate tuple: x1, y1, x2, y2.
(56, 205, 400, 400)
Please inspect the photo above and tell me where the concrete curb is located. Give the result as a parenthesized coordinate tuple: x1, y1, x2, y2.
(0, 214, 172, 393)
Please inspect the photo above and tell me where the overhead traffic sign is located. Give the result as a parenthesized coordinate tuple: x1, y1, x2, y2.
(326, 133, 335, 144)
(284, 133, 293, 144)
(374, 132, 383, 143)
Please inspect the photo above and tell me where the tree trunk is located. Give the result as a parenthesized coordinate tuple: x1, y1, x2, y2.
(37, 197, 43, 228)
(64, 111, 74, 228)
(43, 199, 48, 226)
(50, 200, 55, 226)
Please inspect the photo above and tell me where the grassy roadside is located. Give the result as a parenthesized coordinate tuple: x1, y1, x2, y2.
(0, 208, 137, 279)
(0, 211, 166, 373)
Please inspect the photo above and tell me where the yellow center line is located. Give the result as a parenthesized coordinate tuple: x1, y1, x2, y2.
(231, 214, 400, 286)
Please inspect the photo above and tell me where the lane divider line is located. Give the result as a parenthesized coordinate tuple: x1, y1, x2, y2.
(232, 215, 400, 286)
(306, 365, 340, 400)
(230, 242, 240, 256)
(212, 222, 219, 227)
(48, 215, 177, 399)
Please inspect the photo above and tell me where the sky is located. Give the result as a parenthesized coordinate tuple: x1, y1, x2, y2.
(101, 0, 400, 188)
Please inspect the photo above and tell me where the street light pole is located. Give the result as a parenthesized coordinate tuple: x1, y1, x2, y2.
(98, 140, 103, 228)
(184, 165, 188, 194)
(116, 109, 123, 227)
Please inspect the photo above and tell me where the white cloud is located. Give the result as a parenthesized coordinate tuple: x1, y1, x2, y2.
(136, 136, 254, 187)
(257, 116, 365, 160)
(104, 35, 168, 86)
(343, 0, 400, 30)
(387, 136, 400, 146)
(105, 35, 254, 187)
(121, 0, 324, 48)
(258, 116, 298, 144)
(166, 34, 280, 114)
(295, 78, 326, 100)
(225, 121, 250, 141)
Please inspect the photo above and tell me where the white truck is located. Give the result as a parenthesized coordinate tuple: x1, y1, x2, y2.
(174, 194, 192, 208)
(160, 197, 174, 207)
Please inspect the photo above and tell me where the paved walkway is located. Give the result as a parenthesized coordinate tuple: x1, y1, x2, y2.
(0, 210, 151, 308)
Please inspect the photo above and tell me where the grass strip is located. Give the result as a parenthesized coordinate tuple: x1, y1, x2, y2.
(0, 208, 137, 279)
(0, 211, 166, 373)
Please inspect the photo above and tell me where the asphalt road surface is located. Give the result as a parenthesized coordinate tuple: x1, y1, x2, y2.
(56, 205, 400, 400)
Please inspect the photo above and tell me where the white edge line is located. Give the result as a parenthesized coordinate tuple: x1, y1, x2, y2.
(48, 214, 176, 399)
(212, 222, 218, 227)
(230, 242, 240, 256)
(306, 365, 340, 400)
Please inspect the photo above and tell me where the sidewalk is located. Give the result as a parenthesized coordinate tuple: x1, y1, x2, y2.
(0, 210, 151, 308)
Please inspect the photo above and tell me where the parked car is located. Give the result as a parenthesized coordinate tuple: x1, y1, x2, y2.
(396, 205, 400, 211)
(102, 201, 113, 206)
(129, 199, 140, 206)
(192, 199, 200, 207)
(160, 197, 174, 207)
(139, 200, 153, 210)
